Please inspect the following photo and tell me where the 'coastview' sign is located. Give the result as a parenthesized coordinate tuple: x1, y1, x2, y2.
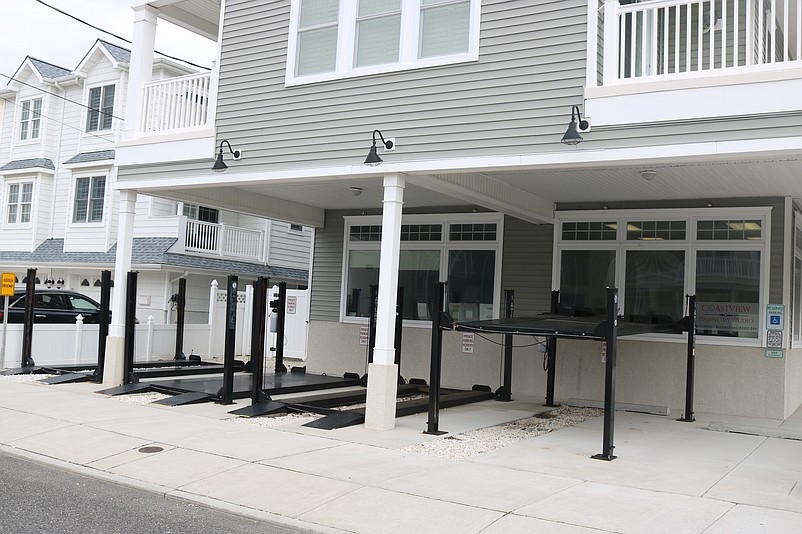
(696, 302, 758, 335)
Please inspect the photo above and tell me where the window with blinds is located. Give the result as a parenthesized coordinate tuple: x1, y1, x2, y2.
(288, 0, 479, 84)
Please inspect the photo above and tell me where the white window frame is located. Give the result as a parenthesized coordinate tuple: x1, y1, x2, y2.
(792, 212, 802, 348)
(4, 180, 35, 227)
(71, 175, 107, 225)
(84, 83, 116, 132)
(18, 97, 43, 142)
(553, 207, 771, 347)
(286, 0, 481, 86)
(341, 212, 503, 327)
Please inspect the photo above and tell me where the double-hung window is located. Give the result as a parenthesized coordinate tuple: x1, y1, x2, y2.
(343, 214, 502, 324)
(73, 176, 106, 223)
(6, 182, 33, 224)
(556, 208, 769, 343)
(86, 84, 115, 132)
(19, 98, 42, 141)
(288, 0, 479, 84)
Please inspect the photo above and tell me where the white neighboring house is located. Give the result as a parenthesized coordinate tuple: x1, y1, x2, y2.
(0, 40, 311, 324)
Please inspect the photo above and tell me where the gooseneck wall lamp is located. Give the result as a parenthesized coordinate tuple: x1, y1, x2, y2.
(364, 129, 394, 166)
(561, 105, 590, 145)
(212, 140, 241, 172)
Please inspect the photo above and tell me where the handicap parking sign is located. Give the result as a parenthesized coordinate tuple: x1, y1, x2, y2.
(766, 304, 784, 331)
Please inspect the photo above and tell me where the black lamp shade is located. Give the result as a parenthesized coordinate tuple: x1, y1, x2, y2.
(364, 143, 383, 166)
(561, 120, 583, 145)
(212, 150, 228, 172)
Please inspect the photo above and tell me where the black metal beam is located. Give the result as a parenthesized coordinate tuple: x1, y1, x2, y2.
(274, 281, 287, 373)
(94, 270, 111, 383)
(679, 294, 697, 422)
(220, 275, 238, 404)
(592, 287, 618, 461)
(250, 276, 269, 405)
(21, 268, 36, 368)
(545, 290, 559, 407)
(394, 286, 404, 383)
(174, 278, 187, 360)
(123, 271, 138, 385)
(425, 281, 448, 435)
(498, 289, 514, 401)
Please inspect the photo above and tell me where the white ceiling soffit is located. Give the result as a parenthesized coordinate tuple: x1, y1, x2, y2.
(149, 0, 220, 41)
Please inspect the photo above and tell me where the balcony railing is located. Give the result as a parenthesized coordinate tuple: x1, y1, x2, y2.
(596, 0, 802, 86)
(140, 72, 212, 134)
(184, 219, 265, 263)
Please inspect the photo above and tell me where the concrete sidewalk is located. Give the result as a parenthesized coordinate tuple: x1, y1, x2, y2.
(1, 377, 802, 534)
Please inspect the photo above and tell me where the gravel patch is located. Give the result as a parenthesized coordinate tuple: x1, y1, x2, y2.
(108, 392, 172, 405)
(402, 406, 603, 460)
(229, 411, 323, 428)
(0, 373, 57, 383)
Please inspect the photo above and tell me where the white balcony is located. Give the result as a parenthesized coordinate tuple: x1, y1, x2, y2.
(181, 218, 265, 263)
(586, 0, 802, 125)
(140, 72, 212, 135)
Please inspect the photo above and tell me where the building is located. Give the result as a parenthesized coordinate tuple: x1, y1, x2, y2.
(112, 0, 802, 426)
(0, 39, 311, 324)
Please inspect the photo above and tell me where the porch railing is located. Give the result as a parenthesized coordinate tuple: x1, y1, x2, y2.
(599, 0, 802, 86)
(184, 219, 265, 262)
(140, 72, 212, 134)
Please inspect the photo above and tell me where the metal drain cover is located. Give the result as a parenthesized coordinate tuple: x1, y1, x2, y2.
(138, 446, 164, 454)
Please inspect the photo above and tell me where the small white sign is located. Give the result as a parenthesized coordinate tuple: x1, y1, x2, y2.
(461, 333, 475, 354)
(766, 304, 784, 331)
(601, 341, 607, 364)
(359, 326, 370, 346)
(286, 296, 297, 314)
(765, 349, 784, 359)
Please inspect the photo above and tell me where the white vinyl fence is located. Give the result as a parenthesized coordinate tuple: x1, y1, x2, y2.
(0, 280, 309, 368)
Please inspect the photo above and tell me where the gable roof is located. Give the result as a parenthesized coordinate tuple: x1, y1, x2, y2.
(27, 57, 72, 80)
(75, 39, 131, 74)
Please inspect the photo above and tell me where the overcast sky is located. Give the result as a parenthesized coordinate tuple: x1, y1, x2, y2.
(0, 0, 217, 83)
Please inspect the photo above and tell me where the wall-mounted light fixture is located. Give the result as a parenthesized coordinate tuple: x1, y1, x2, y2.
(639, 169, 658, 181)
(561, 105, 590, 145)
(44, 277, 55, 288)
(364, 129, 394, 166)
(56, 277, 65, 289)
(212, 140, 241, 172)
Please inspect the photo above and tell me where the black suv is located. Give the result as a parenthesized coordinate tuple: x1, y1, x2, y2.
(0, 290, 108, 324)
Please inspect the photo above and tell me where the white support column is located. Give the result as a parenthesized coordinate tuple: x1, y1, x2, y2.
(364, 173, 405, 431)
(122, 4, 158, 141)
(102, 189, 138, 386)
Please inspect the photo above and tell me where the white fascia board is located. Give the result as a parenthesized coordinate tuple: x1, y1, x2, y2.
(586, 76, 802, 126)
(116, 130, 216, 166)
(0, 167, 55, 177)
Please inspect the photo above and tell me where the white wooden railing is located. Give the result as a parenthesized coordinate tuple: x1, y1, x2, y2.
(184, 219, 265, 262)
(140, 72, 212, 134)
(597, 0, 802, 86)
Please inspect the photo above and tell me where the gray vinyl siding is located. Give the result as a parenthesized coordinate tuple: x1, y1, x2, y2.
(309, 210, 346, 321)
(268, 221, 312, 271)
(501, 216, 554, 315)
(215, 0, 589, 169)
(557, 197, 786, 305)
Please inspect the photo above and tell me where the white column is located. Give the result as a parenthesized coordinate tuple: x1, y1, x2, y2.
(122, 4, 158, 141)
(364, 173, 405, 430)
(102, 189, 138, 386)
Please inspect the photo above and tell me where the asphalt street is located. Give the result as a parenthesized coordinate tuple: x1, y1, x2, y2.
(0, 450, 312, 534)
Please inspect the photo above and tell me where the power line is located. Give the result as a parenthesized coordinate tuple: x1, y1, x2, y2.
(0, 71, 125, 122)
(35, 0, 211, 71)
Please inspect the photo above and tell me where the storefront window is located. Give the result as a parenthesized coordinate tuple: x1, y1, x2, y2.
(447, 250, 495, 321)
(624, 250, 685, 323)
(559, 250, 615, 314)
(695, 250, 760, 338)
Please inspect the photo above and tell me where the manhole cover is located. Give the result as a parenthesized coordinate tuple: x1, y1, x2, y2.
(138, 446, 164, 454)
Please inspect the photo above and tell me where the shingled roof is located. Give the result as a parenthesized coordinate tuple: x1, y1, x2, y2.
(63, 150, 115, 165)
(28, 57, 71, 79)
(0, 158, 55, 172)
(99, 40, 131, 64)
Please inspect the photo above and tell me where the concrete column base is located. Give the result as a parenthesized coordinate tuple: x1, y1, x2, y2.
(102, 335, 126, 387)
(364, 363, 399, 431)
